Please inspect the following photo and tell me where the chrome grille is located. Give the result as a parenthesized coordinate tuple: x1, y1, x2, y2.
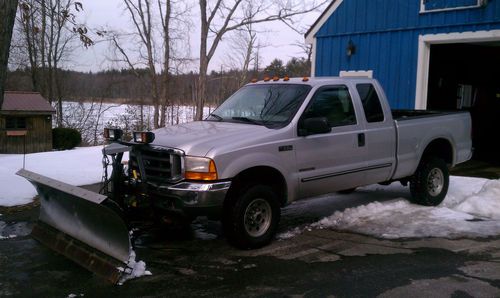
(129, 146, 182, 184)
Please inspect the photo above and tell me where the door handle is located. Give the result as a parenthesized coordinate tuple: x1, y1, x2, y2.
(358, 133, 365, 147)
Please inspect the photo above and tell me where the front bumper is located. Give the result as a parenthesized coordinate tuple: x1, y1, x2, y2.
(153, 181, 231, 218)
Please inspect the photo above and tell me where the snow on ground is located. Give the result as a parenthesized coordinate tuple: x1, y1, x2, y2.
(279, 176, 500, 240)
(117, 250, 152, 285)
(0, 146, 108, 207)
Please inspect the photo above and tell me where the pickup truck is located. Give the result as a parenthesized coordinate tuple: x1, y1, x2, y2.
(18, 76, 472, 282)
(124, 76, 472, 248)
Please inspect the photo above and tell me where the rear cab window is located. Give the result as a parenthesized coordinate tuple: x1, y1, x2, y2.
(356, 83, 385, 123)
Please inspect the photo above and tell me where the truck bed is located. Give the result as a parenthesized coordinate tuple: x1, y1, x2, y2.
(391, 110, 472, 180)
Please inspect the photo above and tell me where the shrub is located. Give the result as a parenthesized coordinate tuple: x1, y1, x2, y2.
(52, 127, 82, 150)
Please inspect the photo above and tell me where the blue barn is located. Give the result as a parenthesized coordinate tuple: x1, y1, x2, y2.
(306, 0, 500, 163)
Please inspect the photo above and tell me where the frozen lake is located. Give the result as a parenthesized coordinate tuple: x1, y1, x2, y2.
(59, 102, 213, 144)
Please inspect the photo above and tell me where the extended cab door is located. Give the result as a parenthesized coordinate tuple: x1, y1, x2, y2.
(295, 85, 367, 198)
(353, 82, 396, 184)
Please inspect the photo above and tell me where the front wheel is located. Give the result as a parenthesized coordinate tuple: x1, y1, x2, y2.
(223, 184, 281, 249)
(410, 158, 449, 206)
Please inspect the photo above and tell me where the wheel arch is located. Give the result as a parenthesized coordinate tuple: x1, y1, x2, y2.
(225, 166, 288, 207)
(419, 138, 454, 166)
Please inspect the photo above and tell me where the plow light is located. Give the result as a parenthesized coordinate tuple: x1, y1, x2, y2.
(133, 131, 155, 144)
(104, 128, 123, 141)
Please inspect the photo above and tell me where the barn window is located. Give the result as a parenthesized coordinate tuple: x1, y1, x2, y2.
(421, 0, 486, 12)
(5, 117, 27, 129)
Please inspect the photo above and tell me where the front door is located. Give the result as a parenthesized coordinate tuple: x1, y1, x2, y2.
(294, 85, 367, 198)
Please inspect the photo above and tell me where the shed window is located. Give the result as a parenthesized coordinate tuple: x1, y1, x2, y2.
(5, 117, 27, 129)
(356, 84, 384, 123)
(421, 0, 484, 12)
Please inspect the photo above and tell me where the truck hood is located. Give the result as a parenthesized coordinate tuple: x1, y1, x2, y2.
(152, 121, 270, 156)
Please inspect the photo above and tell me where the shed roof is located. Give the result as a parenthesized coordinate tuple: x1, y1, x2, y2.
(1, 91, 56, 114)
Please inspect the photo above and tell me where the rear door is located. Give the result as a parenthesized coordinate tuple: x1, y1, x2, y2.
(295, 85, 367, 198)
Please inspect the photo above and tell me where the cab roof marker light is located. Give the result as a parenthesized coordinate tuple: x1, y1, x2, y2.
(272, 76, 279, 81)
(251, 78, 258, 83)
(302, 77, 309, 82)
(263, 76, 271, 82)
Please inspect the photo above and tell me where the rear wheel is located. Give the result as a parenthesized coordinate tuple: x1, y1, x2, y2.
(223, 184, 280, 249)
(410, 158, 449, 206)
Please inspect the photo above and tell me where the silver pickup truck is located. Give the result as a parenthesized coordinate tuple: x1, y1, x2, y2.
(125, 77, 472, 248)
(18, 77, 472, 282)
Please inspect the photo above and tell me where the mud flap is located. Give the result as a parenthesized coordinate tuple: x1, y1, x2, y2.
(16, 169, 132, 284)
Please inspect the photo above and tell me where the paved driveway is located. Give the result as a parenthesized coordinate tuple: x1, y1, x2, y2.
(1, 198, 500, 297)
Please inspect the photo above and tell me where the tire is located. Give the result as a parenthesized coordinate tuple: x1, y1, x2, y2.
(410, 158, 449, 206)
(337, 188, 356, 194)
(223, 184, 281, 249)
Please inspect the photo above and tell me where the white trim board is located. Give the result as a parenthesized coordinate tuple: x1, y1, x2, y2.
(419, 0, 485, 14)
(311, 38, 317, 77)
(305, 0, 344, 44)
(415, 30, 500, 110)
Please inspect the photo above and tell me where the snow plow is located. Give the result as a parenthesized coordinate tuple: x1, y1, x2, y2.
(17, 136, 137, 284)
(17, 168, 132, 284)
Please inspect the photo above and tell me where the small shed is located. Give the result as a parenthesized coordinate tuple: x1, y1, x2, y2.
(0, 91, 55, 154)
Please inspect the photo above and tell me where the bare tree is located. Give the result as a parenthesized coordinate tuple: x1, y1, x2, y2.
(123, 0, 161, 128)
(195, 0, 328, 120)
(228, 23, 257, 87)
(0, 0, 19, 108)
(15, 0, 92, 126)
(111, 0, 190, 129)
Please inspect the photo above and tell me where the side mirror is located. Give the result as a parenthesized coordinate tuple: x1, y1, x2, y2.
(299, 117, 331, 136)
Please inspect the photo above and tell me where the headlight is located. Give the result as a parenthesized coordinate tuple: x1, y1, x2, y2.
(184, 156, 218, 181)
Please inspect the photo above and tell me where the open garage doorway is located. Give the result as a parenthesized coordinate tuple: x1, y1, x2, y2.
(426, 42, 500, 164)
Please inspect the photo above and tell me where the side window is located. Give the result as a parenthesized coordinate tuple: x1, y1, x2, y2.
(5, 117, 27, 129)
(303, 86, 356, 127)
(356, 83, 384, 123)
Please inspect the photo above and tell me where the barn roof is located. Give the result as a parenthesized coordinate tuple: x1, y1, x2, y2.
(1, 91, 56, 114)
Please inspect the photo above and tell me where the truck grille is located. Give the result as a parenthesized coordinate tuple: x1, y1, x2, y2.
(129, 146, 182, 184)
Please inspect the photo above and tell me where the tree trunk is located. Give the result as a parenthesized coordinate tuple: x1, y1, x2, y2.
(196, 61, 207, 120)
(160, 0, 171, 127)
(0, 0, 18, 107)
(196, 0, 208, 121)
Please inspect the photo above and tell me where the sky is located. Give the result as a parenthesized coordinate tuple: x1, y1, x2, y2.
(71, 0, 325, 73)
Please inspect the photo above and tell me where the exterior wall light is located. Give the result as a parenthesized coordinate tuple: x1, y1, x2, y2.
(347, 40, 356, 57)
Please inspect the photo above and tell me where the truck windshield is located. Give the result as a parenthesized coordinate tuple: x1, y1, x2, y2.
(207, 84, 311, 128)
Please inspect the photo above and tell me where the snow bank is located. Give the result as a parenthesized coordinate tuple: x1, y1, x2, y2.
(117, 250, 152, 285)
(0, 146, 108, 207)
(309, 176, 500, 239)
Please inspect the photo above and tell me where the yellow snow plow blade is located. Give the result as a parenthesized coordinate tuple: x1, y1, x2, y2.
(16, 169, 131, 284)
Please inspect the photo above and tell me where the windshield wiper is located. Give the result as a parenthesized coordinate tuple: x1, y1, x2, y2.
(231, 116, 263, 125)
(207, 113, 223, 121)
